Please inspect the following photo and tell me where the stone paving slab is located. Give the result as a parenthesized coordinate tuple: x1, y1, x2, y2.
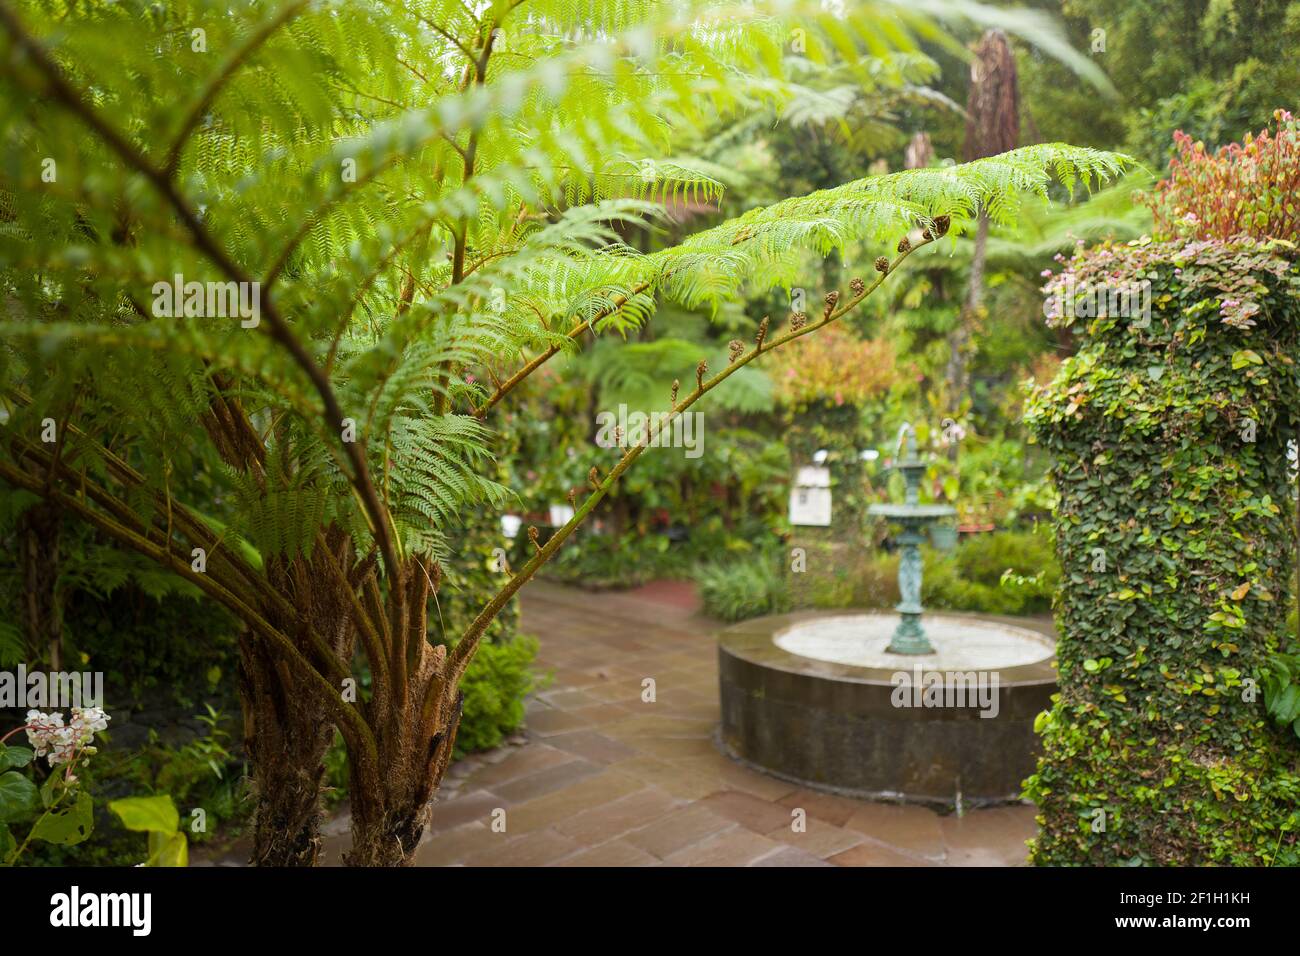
(310, 579, 1037, 866)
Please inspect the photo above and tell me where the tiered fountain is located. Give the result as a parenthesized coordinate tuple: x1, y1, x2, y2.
(717, 423, 1059, 804)
(868, 423, 956, 655)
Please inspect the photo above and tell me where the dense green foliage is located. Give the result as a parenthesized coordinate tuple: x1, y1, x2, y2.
(0, 0, 1136, 866)
(1024, 237, 1300, 865)
(697, 553, 793, 622)
(1015, 0, 1300, 165)
(426, 511, 541, 758)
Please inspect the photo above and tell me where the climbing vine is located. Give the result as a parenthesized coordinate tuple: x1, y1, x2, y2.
(1024, 235, 1300, 865)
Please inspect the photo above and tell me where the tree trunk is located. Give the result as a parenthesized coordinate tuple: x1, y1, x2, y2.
(343, 562, 463, 867)
(949, 28, 1019, 411)
(343, 698, 461, 867)
(18, 500, 63, 669)
(240, 532, 359, 866)
(239, 633, 334, 866)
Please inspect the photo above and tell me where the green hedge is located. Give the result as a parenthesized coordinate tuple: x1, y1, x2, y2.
(696, 528, 1057, 622)
(1025, 237, 1300, 865)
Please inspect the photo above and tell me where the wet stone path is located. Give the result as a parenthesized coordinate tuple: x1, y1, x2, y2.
(317, 579, 1037, 867)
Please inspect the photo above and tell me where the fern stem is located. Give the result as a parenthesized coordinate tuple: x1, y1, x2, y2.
(473, 278, 655, 417)
(443, 234, 931, 691)
(0, 0, 405, 585)
(433, 21, 497, 419)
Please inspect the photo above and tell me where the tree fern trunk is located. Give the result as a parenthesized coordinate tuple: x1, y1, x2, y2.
(949, 28, 1019, 410)
(343, 561, 463, 866)
(240, 536, 359, 866)
(18, 501, 63, 669)
(239, 632, 333, 866)
(343, 655, 463, 866)
(946, 210, 989, 404)
(343, 710, 459, 867)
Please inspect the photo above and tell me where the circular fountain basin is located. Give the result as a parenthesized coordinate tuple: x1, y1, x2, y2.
(718, 610, 1057, 805)
(774, 614, 1053, 670)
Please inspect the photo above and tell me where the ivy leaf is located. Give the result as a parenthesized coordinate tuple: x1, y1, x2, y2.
(30, 790, 93, 846)
(1269, 684, 1300, 723)
(1231, 349, 1263, 369)
(0, 771, 40, 824)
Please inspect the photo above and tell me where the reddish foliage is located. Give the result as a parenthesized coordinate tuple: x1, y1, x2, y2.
(1145, 109, 1300, 243)
(769, 323, 896, 409)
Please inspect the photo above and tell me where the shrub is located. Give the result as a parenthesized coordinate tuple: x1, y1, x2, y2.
(546, 532, 682, 590)
(453, 634, 546, 759)
(697, 554, 792, 623)
(698, 530, 1057, 623)
(1024, 235, 1300, 865)
(768, 324, 897, 409)
(1144, 109, 1300, 243)
(948, 527, 1058, 614)
(795, 540, 898, 610)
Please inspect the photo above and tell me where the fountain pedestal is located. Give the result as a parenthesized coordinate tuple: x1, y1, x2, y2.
(867, 425, 954, 654)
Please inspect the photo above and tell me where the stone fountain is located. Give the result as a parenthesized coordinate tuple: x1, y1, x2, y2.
(717, 422, 1059, 805)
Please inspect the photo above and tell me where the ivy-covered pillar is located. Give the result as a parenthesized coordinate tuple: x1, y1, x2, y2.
(1024, 238, 1300, 865)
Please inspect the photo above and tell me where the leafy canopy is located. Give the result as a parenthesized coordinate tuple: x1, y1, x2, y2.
(0, 0, 1126, 571)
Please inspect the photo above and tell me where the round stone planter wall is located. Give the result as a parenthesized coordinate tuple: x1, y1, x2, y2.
(718, 610, 1057, 805)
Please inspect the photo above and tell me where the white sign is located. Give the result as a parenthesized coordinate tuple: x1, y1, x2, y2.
(789, 466, 832, 526)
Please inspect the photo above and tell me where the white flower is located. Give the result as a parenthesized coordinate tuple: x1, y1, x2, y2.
(25, 709, 64, 759)
(69, 706, 109, 741)
(24, 707, 110, 767)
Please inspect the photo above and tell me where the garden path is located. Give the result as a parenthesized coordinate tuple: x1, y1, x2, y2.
(344, 579, 1039, 867)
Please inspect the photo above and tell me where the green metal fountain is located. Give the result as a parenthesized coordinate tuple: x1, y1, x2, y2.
(867, 423, 955, 654)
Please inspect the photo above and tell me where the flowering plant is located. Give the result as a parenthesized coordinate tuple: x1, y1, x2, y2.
(767, 323, 897, 411)
(0, 707, 110, 865)
(25, 707, 110, 766)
